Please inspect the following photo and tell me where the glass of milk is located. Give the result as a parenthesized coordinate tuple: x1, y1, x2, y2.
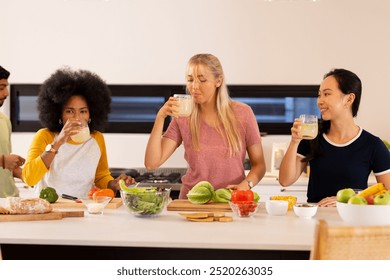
(70, 120, 91, 143)
(299, 114, 318, 140)
(173, 94, 192, 117)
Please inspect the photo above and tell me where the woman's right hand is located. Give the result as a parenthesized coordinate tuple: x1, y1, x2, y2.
(157, 97, 179, 119)
(290, 118, 303, 143)
(56, 118, 83, 145)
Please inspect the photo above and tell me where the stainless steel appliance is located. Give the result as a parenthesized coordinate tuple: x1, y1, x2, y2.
(109, 167, 187, 199)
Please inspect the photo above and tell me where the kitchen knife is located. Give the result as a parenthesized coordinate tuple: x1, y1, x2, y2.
(61, 194, 81, 203)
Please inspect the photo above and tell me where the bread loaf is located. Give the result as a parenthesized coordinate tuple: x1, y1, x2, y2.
(5, 197, 52, 214)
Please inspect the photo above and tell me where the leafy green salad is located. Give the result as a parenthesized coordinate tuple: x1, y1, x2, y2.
(120, 180, 170, 215)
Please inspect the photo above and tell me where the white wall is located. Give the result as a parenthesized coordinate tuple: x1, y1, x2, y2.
(2, 0, 390, 168)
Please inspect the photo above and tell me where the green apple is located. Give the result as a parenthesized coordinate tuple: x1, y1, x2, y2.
(348, 195, 368, 205)
(374, 193, 390, 205)
(336, 188, 356, 203)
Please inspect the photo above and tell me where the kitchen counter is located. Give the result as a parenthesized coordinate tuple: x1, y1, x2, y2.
(0, 187, 346, 260)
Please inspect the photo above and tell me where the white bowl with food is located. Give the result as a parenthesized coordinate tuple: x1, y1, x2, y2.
(265, 200, 288, 216)
(293, 203, 318, 219)
(80, 196, 111, 215)
(336, 202, 390, 226)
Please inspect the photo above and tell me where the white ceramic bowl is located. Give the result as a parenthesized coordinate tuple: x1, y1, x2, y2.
(293, 203, 318, 219)
(336, 202, 390, 226)
(265, 200, 288, 216)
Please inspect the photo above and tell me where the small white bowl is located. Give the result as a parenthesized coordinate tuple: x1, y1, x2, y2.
(265, 200, 288, 216)
(293, 203, 318, 219)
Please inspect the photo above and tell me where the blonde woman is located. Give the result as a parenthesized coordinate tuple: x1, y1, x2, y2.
(145, 54, 266, 198)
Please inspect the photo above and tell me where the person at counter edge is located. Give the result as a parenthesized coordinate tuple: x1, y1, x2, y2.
(279, 68, 390, 207)
(22, 67, 135, 198)
(0, 65, 26, 198)
(145, 53, 266, 198)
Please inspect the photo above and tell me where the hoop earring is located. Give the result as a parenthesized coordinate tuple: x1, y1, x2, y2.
(88, 118, 91, 124)
(59, 119, 62, 125)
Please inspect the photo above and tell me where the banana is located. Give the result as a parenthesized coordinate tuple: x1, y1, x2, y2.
(357, 183, 386, 197)
(374, 189, 389, 196)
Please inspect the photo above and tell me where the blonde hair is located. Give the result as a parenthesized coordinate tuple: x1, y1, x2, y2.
(186, 54, 242, 156)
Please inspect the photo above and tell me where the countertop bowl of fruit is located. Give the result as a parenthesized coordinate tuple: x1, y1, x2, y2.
(120, 183, 171, 217)
(336, 183, 390, 226)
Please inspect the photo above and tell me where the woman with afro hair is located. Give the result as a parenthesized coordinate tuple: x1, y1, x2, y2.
(23, 67, 135, 198)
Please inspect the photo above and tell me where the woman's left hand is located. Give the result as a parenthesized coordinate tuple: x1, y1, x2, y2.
(317, 196, 337, 207)
(109, 173, 136, 190)
(226, 181, 251, 191)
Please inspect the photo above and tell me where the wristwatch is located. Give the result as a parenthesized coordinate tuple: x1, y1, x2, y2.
(245, 179, 254, 189)
(45, 144, 58, 154)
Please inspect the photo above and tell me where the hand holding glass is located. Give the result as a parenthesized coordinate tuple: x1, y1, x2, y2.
(174, 94, 192, 117)
(299, 114, 318, 140)
(70, 120, 91, 143)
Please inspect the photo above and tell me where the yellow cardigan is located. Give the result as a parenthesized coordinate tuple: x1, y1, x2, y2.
(22, 128, 113, 194)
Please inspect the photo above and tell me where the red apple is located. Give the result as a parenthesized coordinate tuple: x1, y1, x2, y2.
(365, 195, 375, 205)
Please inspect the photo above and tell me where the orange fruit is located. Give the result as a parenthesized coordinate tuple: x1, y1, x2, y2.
(88, 187, 101, 198)
(92, 188, 115, 202)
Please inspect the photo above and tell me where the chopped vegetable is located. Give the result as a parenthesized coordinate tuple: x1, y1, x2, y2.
(119, 180, 169, 215)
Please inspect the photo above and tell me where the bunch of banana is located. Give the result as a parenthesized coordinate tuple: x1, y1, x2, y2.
(357, 183, 386, 197)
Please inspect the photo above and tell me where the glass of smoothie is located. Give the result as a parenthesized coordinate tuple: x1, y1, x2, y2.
(299, 114, 318, 140)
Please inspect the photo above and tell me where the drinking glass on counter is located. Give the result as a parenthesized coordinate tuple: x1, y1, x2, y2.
(174, 94, 192, 117)
(299, 114, 318, 140)
(71, 120, 91, 143)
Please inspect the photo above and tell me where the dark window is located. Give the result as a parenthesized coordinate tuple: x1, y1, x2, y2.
(10, 84, 319, 134)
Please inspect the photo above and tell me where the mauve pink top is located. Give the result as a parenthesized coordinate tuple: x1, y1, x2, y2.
(163, 101, 262, 199)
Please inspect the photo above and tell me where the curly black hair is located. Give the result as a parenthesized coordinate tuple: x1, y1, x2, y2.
(37, 67, 111, 132)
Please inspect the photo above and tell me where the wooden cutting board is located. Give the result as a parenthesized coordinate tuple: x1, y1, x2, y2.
(167, 199, 232, 212)
(0, 210, 84, 222)
(51, 197, 122, 209)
